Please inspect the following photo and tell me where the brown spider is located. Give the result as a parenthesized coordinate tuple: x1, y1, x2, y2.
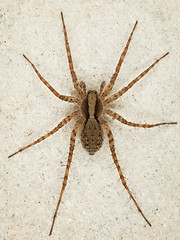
(8, 12, 177, 235)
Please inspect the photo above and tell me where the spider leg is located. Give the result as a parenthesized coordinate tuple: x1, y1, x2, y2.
(49, 117, 83, 235)
(104, 109, 177, 127)
(80, 81, 87, 96)
(61, 12, 84, 99)
(100, 21, 138, 100)
(23, 55, 80, 105)
(8, 110, 80, 158)
(103, 52, 169, 105)
(98, 81, 106, 96)
(100, 118, 152, 227)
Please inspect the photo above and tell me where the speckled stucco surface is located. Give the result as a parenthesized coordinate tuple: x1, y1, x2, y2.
(1, 1, 180, 240)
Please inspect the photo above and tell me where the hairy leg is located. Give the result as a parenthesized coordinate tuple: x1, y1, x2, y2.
(80, 81, 87, 96)
(49, 117, 83, 235)
(23, 55, 80, 105)
(8, 110, 80, 158)
(98, 81, 106, 96)
(100, 118, 151, 226)
(100, 21, 138, 100)
(104, 109, 177, 127)
(61, 12, 84, 99)
(103, 53, 169, 105)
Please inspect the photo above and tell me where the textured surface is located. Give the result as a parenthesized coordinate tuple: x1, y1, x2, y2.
(1, 1, 180, 240)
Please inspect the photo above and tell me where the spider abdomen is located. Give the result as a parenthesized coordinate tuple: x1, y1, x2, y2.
(81, 118, 103, 155)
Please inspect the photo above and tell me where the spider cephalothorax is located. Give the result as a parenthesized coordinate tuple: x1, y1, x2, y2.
(9, 12, 177, 235)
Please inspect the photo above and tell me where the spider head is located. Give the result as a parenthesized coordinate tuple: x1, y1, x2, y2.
(81, 90, 103, 120)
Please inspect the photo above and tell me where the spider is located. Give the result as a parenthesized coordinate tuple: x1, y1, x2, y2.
(8, 12, 177, 235)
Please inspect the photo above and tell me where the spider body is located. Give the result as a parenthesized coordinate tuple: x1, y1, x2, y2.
(81, 90, 103, 155)
(8, 12, 177, 236)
